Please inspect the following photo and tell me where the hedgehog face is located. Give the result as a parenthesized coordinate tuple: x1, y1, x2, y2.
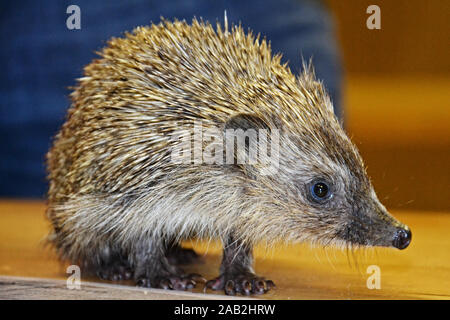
(225, 111, 410, 250)
(275, 121, 412, 250)
(298, 166, 411, 250)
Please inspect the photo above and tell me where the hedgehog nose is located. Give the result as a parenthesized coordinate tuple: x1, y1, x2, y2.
(392, 227, 411, 250)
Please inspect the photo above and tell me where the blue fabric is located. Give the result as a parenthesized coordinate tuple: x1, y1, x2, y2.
(0, 0, 342, 197)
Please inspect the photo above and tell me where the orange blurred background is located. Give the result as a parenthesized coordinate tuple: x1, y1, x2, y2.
(326, 0, 450, 211)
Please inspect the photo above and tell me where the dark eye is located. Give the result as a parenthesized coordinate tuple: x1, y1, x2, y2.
(309, 180, 332, 202)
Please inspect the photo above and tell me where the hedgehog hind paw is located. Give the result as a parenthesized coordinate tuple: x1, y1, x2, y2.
(204, 272, 275, 296)
(96, 263, 133, 281)
(136, 273, 205, 290)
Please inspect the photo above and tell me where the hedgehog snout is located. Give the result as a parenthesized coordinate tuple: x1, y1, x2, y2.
(392, 226, 412, 250)
(373, 206, 412, 249)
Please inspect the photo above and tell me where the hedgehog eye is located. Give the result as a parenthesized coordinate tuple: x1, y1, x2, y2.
(308, 180, 332, 203)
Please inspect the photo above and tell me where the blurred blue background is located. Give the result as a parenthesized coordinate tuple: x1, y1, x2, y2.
(0, 0, 342, 198)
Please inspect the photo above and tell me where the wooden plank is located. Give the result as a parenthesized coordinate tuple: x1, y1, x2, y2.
(0, 275, 242, 300)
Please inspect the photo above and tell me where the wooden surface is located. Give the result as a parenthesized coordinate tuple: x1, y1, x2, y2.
(0, 275, 240, 300)
(0, 201, 449, 300)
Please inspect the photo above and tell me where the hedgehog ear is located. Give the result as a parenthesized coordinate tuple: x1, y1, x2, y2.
(223, 113, 277, 177)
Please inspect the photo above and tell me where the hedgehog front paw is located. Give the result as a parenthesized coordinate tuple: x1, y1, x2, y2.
(204, 272, 275, 296)
(136, 273, 205, 291)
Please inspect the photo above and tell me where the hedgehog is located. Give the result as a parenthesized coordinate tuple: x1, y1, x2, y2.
(46, 18, 411, 296)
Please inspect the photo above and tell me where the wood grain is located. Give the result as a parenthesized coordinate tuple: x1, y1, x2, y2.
(0, 201, 449, 299)
(0, 275, 239, 300)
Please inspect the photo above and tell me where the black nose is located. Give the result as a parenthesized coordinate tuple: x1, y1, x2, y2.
(392, 227, 412, 249)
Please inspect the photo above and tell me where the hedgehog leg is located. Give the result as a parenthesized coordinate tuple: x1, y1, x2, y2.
(165, 239, 200, 265)
(205, 236, 275, 296)
(91, 245, 133, 281)
(133, 239, 204, 290)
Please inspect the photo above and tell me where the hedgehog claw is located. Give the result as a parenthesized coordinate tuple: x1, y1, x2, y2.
(136, 273, 202, 291)
(97, 264, 133, 281)
(185, 273, 206, 284)
(204, 273, 275, 296)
